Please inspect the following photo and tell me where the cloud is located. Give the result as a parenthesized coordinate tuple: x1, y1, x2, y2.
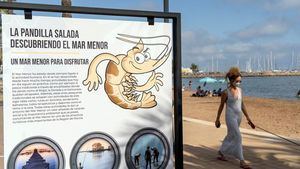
(182, 27, 300, 71)
(180, 2, 300, 71)
(265, 0, 300, 10)
(227, 0, 300, 11)
(231, 18, 290, 40)
(182, 29, 218, 46)
(182, 29, 220, 57)
(182, 29, 222, 67)
(223, 42, 253, 53)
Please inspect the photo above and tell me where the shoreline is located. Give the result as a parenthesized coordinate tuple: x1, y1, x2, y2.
(184, 89, 300, 101)
(182, 73, 300, 78)
(183, 91, 300, 139)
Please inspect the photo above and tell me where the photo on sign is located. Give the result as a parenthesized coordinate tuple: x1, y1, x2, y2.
(76, 138, 115, 169)
(125, 128, 170, 169)
(8, 137, 64, 169)
(70, 132, 120, 169)
(83, 34, 172, 110)
(14, 143, 59, 169)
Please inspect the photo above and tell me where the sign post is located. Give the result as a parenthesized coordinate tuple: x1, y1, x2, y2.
(0, 2, 182, 169)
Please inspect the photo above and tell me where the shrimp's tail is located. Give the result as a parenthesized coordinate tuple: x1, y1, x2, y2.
(140, 92, 157, 108)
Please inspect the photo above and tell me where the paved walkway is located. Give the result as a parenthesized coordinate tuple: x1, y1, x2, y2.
(0, 115, 299, 168)
(183, 117, 300, 169)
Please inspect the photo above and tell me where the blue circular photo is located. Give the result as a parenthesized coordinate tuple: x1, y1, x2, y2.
(70, 132, 120, 169)
(125, 128, 170, 169)
(8, 137, 65, 169)
(15, 143, 59, 169)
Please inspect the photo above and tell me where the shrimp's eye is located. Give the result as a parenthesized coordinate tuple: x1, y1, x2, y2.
(144, 52, 151, 61)
(134, 53, 145, 64)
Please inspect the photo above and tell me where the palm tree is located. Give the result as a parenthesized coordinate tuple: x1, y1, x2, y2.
(61, 0, 72, 18)
(0, 0, 15, 67)
(190, 63, 199, 74)
(0, 0, 15, 14)
(7, 0, 14, 14)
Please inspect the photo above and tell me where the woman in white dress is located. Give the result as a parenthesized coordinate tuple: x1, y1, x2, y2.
(215, 67, 255, 169)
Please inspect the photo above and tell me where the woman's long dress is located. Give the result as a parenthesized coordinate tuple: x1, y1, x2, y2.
(219, 87, 244, 160)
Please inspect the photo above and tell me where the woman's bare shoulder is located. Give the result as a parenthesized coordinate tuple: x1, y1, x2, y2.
(238, 87, 243, 93)
(221, 90, 228, 99)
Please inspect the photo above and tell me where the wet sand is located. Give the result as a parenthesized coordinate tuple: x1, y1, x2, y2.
(183, 91, 300, 139)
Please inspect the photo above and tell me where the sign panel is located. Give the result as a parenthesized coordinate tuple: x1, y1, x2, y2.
(2, 14, 173, 169)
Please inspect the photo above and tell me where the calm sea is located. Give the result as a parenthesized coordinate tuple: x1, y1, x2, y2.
(77, 151, 115, 169)
(16, 152, 58, 169)
(182, 76, 300, 100)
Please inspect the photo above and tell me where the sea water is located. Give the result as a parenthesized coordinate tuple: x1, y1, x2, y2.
(15, 152, 58, 169)
(183, 76, 300, 100)
(77, 151, 115, 169)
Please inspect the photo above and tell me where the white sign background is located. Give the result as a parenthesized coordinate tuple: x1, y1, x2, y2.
(2, 14, 173, 169)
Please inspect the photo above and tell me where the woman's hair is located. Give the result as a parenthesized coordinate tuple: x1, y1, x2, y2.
(226, 67, 241, 82)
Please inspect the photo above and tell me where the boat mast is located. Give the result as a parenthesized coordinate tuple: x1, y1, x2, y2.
(270, 51, 273, 71)
(291, 49, 295, 70)
(211, 56, 214, 72)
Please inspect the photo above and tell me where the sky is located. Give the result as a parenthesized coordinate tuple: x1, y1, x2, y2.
(11, 0, 300, 72)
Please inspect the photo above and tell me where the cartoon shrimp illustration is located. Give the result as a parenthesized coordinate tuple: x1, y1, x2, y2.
(83, 34, 172, 110)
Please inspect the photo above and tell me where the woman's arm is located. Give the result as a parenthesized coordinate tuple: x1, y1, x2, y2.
(239, 87, 251, 121)
(242, 101, 256, 129)
(215, 91, 227, 128)
(242, 101, 251, 121)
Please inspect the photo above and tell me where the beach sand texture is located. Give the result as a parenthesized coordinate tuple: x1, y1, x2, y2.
(183, 91, 300, 139)
(184, 118, 300, 169)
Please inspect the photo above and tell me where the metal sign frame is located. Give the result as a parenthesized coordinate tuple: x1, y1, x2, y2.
(0, 2, 183, 168)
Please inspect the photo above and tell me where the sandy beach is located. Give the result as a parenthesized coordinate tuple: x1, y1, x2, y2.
(183, 91, 300, 139)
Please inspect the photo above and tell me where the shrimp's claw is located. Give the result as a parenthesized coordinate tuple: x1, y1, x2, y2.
(125, 76, 132, 82)
(122, 82, 133, 88)
(130, 75, 138, 82)
(140, 92, 157, 108)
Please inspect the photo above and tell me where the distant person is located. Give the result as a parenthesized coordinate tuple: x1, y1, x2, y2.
(298, 90, 300, 97)
(78, 162, 83, 169)
(192, 86, 204, 97)
(196, 86, 202, 96)
(182, 84, 186, 91)
(208, 90, 213, 97)
(215, 67, 255, 169)
(152, 147, 160, 164)
(145, 146, 152, 169)
(188, 80, 192, 90)
(204, 90, 209, 96)
(203, 81, 207, 87)
(217, 88, 222, 96)
(212, 89, 218, 97)
(134, 153, 141, 166)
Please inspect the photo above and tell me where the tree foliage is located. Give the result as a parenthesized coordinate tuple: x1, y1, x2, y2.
(62, 0, 72, 18)
(190, 63, 199, 74)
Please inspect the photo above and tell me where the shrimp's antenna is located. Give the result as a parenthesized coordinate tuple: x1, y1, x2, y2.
(116, 37, 167, 47)
(117, 34, 170, 44)
(116, 34, 172, 59)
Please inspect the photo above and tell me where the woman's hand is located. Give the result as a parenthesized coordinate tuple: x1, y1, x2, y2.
(215, 119, 221, 128)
